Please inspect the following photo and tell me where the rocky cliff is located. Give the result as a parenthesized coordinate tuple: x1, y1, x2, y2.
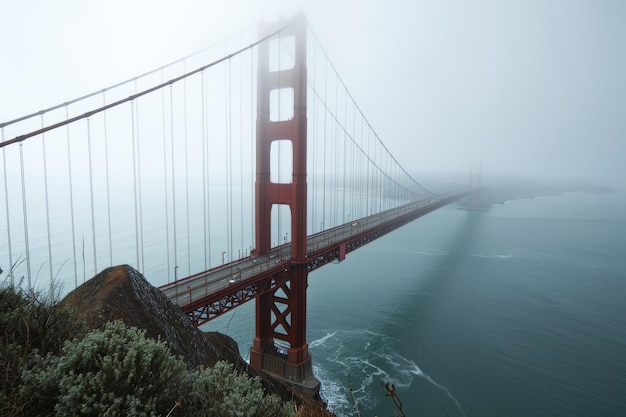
(61, 265, 324, 408)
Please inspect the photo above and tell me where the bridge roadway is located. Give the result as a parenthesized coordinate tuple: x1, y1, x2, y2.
(159, 190, 469, 325)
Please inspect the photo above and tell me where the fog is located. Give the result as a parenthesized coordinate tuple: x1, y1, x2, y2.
(2, 0, 625, 188)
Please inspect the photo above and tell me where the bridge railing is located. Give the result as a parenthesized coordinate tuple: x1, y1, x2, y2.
(304, 192, 463, 255)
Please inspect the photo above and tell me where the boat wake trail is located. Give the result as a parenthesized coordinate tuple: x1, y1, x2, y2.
(415, 367, 468, 417)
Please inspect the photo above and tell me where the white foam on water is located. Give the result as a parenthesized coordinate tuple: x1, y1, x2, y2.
(310, 329, 427, 413)
(310, 328, 470, 416)
(417, 371, 468, 417)
(309, 331, 337, 348)
(313, 364, 352, 414)
(473, 252, 514, 259)
(417, 250, 449, 257)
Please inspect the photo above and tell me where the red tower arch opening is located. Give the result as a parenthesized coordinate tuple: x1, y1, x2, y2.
(249, 15, 318, 389)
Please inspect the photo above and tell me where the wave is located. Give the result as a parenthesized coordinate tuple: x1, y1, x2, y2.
(310, 329, 467, 416)
(416, 251, 449, 257)
(473, 252, 514, 259)
(313, 364, 352, 414)
(309, 331, 337, 348)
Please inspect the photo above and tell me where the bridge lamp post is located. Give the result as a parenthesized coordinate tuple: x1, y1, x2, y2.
(222, 251, 226, 266)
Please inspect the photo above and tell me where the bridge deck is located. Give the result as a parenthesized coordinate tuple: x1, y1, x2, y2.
(159, 191, 468, 324)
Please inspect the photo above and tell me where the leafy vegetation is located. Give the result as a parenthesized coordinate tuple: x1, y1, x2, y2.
(0, 279, 87, 416)
(0, 279, 293, 417)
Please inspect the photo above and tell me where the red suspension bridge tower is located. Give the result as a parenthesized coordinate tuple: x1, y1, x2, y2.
(250, 15, 316, 388)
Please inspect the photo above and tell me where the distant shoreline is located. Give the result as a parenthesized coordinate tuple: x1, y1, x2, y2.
(458, 178, 614, 208)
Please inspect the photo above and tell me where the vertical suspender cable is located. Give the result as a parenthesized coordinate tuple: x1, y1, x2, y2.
(356, 117, 362, 220)
(102, 93, 113, 266)
(161, 72, 171, 283)
(386, 147, 389, 207)
(377, 139, 381, 211)
(131, 100, 140, 270)
(228, 59, 234, 260)
(370, 130, 374, 215)
(310, 41, 316, 235)
(391, 159, 394, 205)
(334, 74, 339, 227)
(322, 59, 328, 232)
(65, 107, 78, 288)
(377, 143, 381, 212)
(342, 89, 347, 224)
(331, 74, 336, 227)
(277, 61, 281, 249)
(378, 140, 382, 212)
(201, 69, 208, 271)
(276, 33, 281, 249)
(391, 154, 394, 208)
(183, 62, 191, 274)
(239, 53, 244, 258)
(372, 140, 381, 213)
(19, 143, 31, 288)
(377, 138, 381, 211)
(250, 47, 254, 254)
(135, 81, 145, 272)
(365, 126, 370, 216)
(334, 94, 338, 223)
(40, 114, 54, 289)
(351, 101, 356, 222)
(372, 137, 376, 214)
(382, 148, 386, 210)
(382, 144, 386, 210)
(225, 60, 231, 263)
(374, 144, 378, 215)
(86, 118, 97, 276)
(170, 84, 178, 280)
(2, 129, 14, 284)
(249, 47, 255, 254)
(205, 70, 213, 268)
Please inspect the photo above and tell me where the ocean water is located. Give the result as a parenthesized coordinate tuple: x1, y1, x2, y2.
(208, 190, 626, 417)
(6, 181, 623, 416)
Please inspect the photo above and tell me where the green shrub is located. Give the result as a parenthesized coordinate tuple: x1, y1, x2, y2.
(2, 277, 293, 417)
(23, 320, 185, 417)
(182, 361, 293, 417)
(21, 320, 293, 417)
(1, 281, 86, 417)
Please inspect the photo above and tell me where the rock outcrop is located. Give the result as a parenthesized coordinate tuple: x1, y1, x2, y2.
(62, 265, 242, 368)
(61, 265, 326, 409)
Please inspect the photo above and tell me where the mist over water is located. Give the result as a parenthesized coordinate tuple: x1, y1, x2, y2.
(214, 190, 626, 417)
(3, 172, 625, 417)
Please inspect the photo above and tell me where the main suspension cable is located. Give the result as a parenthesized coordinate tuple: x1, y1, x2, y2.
(2, 21, 295, 148)
(0, 22, 260, 129)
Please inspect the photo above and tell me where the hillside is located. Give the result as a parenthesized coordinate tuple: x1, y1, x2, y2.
(61, 265, 328, 410)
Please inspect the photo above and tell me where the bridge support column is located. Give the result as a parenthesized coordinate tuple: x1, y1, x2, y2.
(250, 264, 314, 384)
(250, 14, 319, 392)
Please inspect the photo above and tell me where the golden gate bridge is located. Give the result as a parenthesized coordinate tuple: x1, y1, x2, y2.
(0, 14, 471, 392)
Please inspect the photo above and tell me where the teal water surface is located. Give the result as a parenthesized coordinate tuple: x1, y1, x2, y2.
(209, 191, 626, 416)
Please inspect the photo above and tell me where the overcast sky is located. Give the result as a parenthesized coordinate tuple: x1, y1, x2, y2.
(2, 0, 625, 187)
